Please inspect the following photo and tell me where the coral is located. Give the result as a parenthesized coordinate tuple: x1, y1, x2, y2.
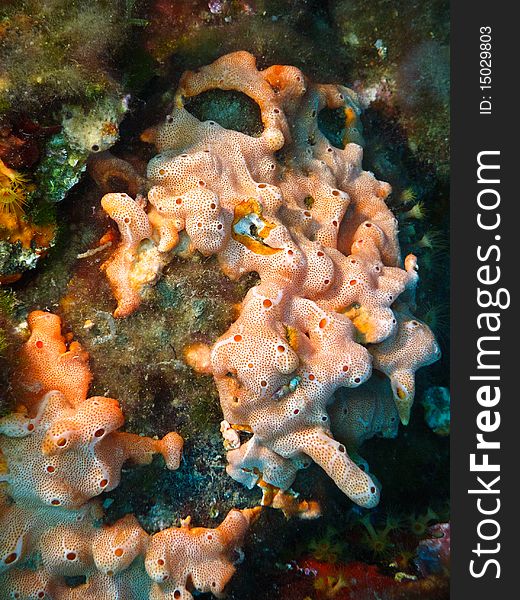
(183, 341, 213, 375)
(358, 513, 396, 557)
(0, 0, 449, 591)
(62, 97, 128, 156)
(399, 187, 418, 205)
(308, 527, 345, 563)
(0, 311, 259, 599)
(100, 192, 168, 318)
(0, 500, 259, 600)
(98, 51, 439, 508)
(88, 151, 148, 198)
(287, 555, 449, 600)
(0, 100, 128, 282)
(314, 572, 349, 597)
(0, 158, 31, 215)
(268, 488, 321, 520)
(4, 97, 128, 280)
(0, 390, 183, 508)
(416, 229, 447, 253)
(401, 202, 427, 221)
(213, 281, 378, 507)
(408, 507, 439, 537)
(29, 131, 87, 207)
(12, 310, 92, 409)
(29, 96, 128, 209)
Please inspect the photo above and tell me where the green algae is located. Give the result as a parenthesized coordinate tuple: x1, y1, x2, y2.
(0, 240, 42, 278)
(0, 0, 129, 112)
(187, 385, 223, 437)
(29, 133, 87, 206)
(0, 288, 16, 316)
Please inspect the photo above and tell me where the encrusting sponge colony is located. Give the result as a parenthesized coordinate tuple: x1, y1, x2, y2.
(98, 52, 440, 508)
(0, 311, 259, 599)
(0, 51, 441, 599)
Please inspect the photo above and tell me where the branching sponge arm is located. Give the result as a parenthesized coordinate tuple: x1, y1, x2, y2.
(296, 428, 380, 508)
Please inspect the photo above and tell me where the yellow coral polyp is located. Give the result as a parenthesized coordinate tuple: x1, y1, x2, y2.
(359, 514, 395, 556)
(308, 528, 344, 563)
(284, 324, 300, 352)
(0, 186, 22, 214)
(402, 201, 427, 220)
(399, 186, 418, 204)
(314, 573, 349, 598)
(0, 158, 55, 270)
(408, 507, 439, 536)
(0, 159, 31, 215)
(417, 229, 447, 252)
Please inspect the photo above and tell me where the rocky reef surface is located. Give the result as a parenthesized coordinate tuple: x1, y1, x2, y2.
(1, 2, 449, 599)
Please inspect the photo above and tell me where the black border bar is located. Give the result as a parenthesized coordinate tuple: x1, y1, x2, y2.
(451, 1, 515, 596)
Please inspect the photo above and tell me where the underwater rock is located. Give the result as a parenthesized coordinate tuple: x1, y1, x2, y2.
(0, 0, 130, 113)
(0, 116, 61, 170)
(0, 240, 45, 283)
(370, 311, 441, 426)
(144, 0, 348, 81)
(330, 0, 450, 177)
(0, 94, 127, 281)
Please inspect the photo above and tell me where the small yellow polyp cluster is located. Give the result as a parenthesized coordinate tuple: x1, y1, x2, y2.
(0, 160, 55, 284)
(0, 312, 258, 599)
(0, 159, 31, 216)
(99, 51, 440, 508)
